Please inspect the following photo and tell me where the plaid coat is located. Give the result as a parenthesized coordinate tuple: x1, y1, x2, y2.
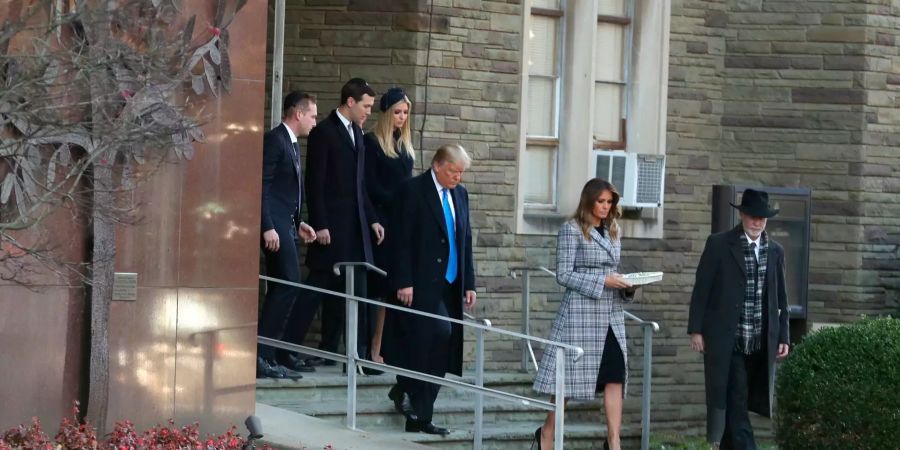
(533, 220, 634, 400)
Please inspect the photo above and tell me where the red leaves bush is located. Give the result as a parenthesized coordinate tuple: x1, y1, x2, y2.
(0, 403, 266, 450)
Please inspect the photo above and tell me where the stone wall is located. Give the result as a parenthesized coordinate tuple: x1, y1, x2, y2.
(272, 0, 538, 369)
(659, 0, 900, 431)
(273, 0, 900, 437)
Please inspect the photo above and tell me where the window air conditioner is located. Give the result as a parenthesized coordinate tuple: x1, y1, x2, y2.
(590, 150, 665, 209)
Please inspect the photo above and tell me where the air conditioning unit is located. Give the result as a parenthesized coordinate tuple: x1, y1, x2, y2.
(590, 150, 665, 208)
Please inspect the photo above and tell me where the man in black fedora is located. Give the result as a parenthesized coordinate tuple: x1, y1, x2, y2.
(688, 188, 791, 450)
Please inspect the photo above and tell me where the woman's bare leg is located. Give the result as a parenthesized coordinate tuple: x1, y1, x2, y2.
(370, 306, 386, 363)
(604, 383, 624, 450)
(539, 395, 568, 449)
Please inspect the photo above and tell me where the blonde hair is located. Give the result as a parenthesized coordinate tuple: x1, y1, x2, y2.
(373, 96, 415, 160)
(431, 143, 471, 169)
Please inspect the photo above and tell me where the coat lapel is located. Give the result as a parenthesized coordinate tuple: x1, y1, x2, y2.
(277, 124, 301, 187)
(422, 170, 449, 239)
(730, 226, 748, 277)
(352, 122, 364, 153)
(590, 227, 616, 264)
(452, 187, 464, 248)
(329, 110, 356, 151)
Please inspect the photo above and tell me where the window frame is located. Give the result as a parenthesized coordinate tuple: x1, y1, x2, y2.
(521, 4, 566, 208)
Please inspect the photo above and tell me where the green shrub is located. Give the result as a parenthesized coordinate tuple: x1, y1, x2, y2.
(774, 317, 900, 450)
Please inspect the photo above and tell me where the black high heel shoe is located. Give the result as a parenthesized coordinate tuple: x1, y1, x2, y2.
(531, 426, 542, 450)
(603, 438, 610, 450)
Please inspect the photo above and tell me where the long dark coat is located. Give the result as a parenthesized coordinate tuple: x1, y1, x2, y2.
(304, 110, 378, 271)
(382, 169, 476, 377)
(688, 225, 790, 418)
(363, 132, 413, 295)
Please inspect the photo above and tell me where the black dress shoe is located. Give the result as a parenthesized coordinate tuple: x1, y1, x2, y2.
(361, 364, 384, 376)
(306, 356, 336, 367)
(257, 357, 302, 379)
(531, 426, 542, 450)
(405, 420, 449, 436)
(278, 354, 315, 373)
(388, 384, 416, 419)
(272, 363, 304, 380)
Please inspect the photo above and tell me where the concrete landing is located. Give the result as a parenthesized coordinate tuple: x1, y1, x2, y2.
(255, 402, 435, 450)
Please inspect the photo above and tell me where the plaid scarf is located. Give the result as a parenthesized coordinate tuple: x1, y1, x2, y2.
(736, 231, 767, 354)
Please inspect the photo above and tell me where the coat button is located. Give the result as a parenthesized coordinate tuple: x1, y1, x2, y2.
(441, 239, 446, 243)
(437, 258, 442, 263)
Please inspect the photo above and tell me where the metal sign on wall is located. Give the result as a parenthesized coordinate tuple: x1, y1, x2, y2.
(112, 272, 138, 301)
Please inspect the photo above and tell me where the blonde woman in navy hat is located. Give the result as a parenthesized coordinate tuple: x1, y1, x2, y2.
(363, 87, 416, 414)
(688, 188, 790, 450)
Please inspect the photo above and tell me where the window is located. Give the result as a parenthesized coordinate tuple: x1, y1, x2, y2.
(516, 0, 671, 238)
(594, 0, 631, 150)
(522, 1, 563, 207)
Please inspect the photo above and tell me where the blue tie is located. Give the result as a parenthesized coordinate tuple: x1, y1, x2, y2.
(442, 188, 457, 283)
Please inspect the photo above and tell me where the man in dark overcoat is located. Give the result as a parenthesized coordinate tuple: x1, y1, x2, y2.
(688, 188, 791, 450)
(283, 78, 384, 366)
(383, 143, 477, 436)
(257, 91, 319, 378)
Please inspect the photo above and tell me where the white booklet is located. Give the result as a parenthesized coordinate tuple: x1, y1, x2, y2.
(621, 272, 664, 286)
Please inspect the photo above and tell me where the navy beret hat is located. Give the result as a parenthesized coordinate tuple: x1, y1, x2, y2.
(379, 87, 407, 112)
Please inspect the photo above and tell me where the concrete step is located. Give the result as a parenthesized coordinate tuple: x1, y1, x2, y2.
(254, 402, 434, 450)
(256, 366, 539, 403)
(256, 366, 655, 449)
(264, 395, 616, 429)
(376, 422, 642, 450)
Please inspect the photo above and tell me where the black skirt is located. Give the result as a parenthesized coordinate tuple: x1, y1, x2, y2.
(596, 326, 626, 391)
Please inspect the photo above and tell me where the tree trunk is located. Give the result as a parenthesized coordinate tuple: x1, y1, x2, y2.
(85, 163, 115, 433)
(82, 1, 115, 431)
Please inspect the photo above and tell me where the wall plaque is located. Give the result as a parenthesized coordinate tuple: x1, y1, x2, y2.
(112, 272, 138, 301)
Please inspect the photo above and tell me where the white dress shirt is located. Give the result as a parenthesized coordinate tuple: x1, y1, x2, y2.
(282, 122, 298, 145)
(432, 169, 456, 224)
(744, 233, 761, 261)
(335, 109, 354, 145)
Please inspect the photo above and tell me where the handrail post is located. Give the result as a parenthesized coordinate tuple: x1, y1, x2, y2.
(553, 347, 565, 450)
(521, 271, 531, 372)
(641, 324, 653, 450)
(345, 268, 359, 430)
(474, 326, 485, 450)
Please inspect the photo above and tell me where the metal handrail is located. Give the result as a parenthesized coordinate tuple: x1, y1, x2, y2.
(509, 266, 659, 450)
(257, 276, 584, 355)
(259, 262, 583, 450)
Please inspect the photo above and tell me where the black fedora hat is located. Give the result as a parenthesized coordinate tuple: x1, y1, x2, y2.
(730, 188, 779, 218)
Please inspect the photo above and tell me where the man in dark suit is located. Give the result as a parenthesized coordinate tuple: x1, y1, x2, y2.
(688, 188, 791, 450)
(285, 78, 384, 367)
(257, 91, 319, 379)
(383, 143, 477, 436)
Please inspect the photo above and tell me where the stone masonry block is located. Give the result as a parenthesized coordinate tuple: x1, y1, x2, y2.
(823, 56, 868, 71)
(324, 12, 391, 26)
(724, 55, 790, 69)
(726, 41, 771, 54)
(348, 0, 425, 12)
(705, 10, 728, 28)
(807, 26, 868, 43)
(792, 88, 864, 105)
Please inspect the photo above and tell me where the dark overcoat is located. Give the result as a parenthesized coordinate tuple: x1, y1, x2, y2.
(260, 123, 302, 237)
(363, 132, 414, 295)
(304, 110, 378, 271)
(382, 169, 476, 377)
(688, 225, 790, 418)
